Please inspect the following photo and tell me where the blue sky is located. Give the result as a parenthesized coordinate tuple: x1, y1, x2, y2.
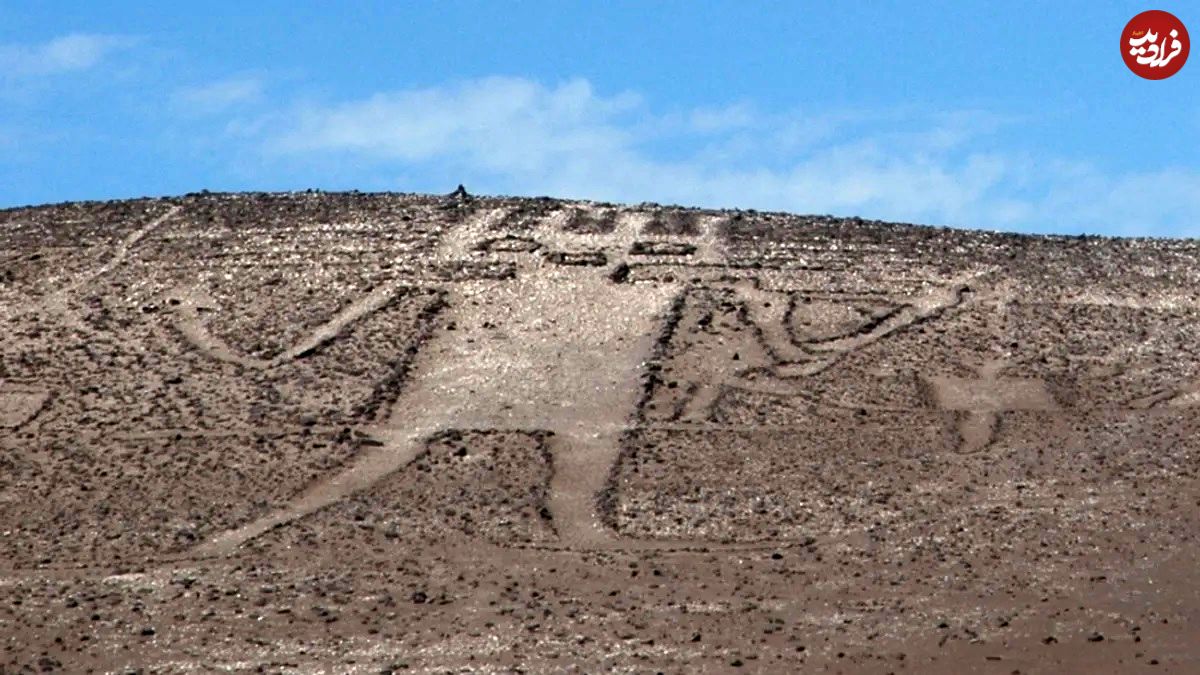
(1, 2, 1197, 235)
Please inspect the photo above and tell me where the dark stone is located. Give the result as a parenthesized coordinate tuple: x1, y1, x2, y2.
(630, 240, 697, 256)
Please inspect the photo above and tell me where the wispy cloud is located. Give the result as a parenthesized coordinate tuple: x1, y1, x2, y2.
(272, 77, 640, 173)
(0, 33, 130, 78)
(174, 76, 263, 114)
(235, 76, 1199, 235)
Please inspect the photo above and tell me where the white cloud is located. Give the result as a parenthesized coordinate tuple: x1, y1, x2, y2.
(175, 76, 263, 114)
(273, 77, 639, 175)
(251, 76, 1200, 235)
(0, 33, 129, 77)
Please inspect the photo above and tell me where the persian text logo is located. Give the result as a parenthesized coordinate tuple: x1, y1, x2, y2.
(1122, 10, 1189, 79)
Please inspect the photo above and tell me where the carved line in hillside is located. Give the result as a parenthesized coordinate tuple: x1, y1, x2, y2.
(10, 205, 1200, 576)
(164, 204, 527, 373)
(974, 286, 1200, 413)
(659, 261, 1200, 415)
(69, 205, 183, 291)
(941, 291, 1010, 455)
(0, 322, 463, 574)
(735, 280, 813, 365)
(750, 273, 991, 368)
(674, 274, 985, 424)
(676, 279, 1199, 455)
(186, 428, 826, 557)
(187, 237, 686, 558)
(1129, 381, 1200, 409)
(0, 387, 50, 430)
(350, 290, 449, 424)
(39, 205, 182, 330)
(188, 424, 442, 559)
(789, 299, 907, 347)
(26, 205, 1199, 565)
(165, 280, 420, 370)
(454, 205, 723, 283)
(170, 208, 550, 556)
(433, 205, 730, 290)
(544, 431, 620, 548)
(800, 279, 983, 365)
(526, 207, 726, 269)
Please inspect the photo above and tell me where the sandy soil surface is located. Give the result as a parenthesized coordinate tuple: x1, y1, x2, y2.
(1, 190, 1198, 672)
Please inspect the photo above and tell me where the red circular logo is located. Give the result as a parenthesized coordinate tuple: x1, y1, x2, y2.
(1122, 10, 1189, 79)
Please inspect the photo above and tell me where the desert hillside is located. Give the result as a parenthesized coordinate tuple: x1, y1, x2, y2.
(1, 190, 1197, 672)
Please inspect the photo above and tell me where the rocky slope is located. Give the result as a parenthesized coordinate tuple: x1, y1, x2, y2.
(1, 190, 1197, 672)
